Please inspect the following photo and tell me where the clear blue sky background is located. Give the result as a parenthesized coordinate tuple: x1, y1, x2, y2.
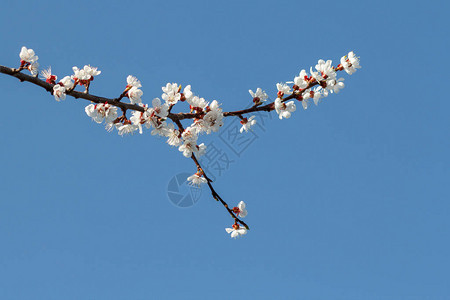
(0, 0, 448, 299)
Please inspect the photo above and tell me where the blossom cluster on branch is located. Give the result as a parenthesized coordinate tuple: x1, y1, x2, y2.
(1, 46, 361, 239)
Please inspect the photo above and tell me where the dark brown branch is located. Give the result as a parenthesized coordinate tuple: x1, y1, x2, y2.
(172, 118, 249, 230)
(1, 64, 342, 126)
(168, 71, 343, 121)
(0, 65, 145, 113)
(190, 154, 250, 230)
(1, 65, 53, 92)
(1, 61, 349, 233)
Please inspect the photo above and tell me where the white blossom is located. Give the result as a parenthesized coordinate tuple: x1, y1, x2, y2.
(152, 98, 169, 118)
(311, 59, 336, 83)
(72, 66, 88, 80)
(225, 225, 247, 239)
(324, 78, 345, 94)
(116, 123, 138, 136)
(131, 104, 170, 136)
(310, 66, 324, 82)
(40, 67, 57, 83)
(249, 88, 268, 105)
(130, 109, 146, 134)
(276, 82, 292, 97)
(129, 104, 163, 134)
(103, 106, 119, 124)
(60, 76, 74, 90)
(127, 86, 143, 104)
(178, 126, 202, 157)
(348, 52, 361, 70)
(181, 126, 199, 142)
(183, 85, 194, 102)
(232, 201, 248, 218)
(151, 121, 170, 136)
(85, 103, 118, 124)
(187, 172, 207, 186)
(190, 118, 208, 134)
(238, 201, 248, 218)
(315, 86, 329, 100)
(332, 78, 345, 93)
(341, 51, 361, 75)
(312, 90, 322, 106)
(293, 69, 309, 89)
(19, 46, 38, 63)
(84, 65, 101, 77)
(28, 61, 39, 76)
(146, 115, 165, 131)
(197, 143, 206, 157)
(72, 65, 101, 81)
(303, 89, 322, 106)
(126, 75, 142, 88)
(178, 139, 198, 158)
(52, 76, 74, 102)
(164, 123, 181, 146)
(104, 122, 114, 132)
(240, 116, 257, 133)
(162, 82, 181, 105)
(53, 84, 66, 101)
(274, 98, 296, 119)
(187, 96, 208, 110)
(203, 100, 224, 133)
(85, 104, 102, 123)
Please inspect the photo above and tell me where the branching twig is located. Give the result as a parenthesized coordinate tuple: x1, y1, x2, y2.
(1, 50, 359, 236)
(172, 118, 249, 229)
(0, 65, 144, 113)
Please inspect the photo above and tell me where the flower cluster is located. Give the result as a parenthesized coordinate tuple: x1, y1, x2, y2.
(85, 103, 118, 124)
(266, 51, 360, 119)
(52, 76, 74, 101)
(162, 83, 181, 105)
(10, 46, 361, 239)
(125, 75, 143, 104)
(71, 65, 101, 93)
(129, 98, 169, 135)
(19, 46, 39, 76)
(225, 201, 248, 239)
(340, 51, 361, 75)
(72, 65, 101, 82)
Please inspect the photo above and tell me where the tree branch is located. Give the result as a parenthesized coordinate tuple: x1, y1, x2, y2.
(172, 118, 249, 229)
(0, 65, 145, 113)
(0, 58, 352, 235)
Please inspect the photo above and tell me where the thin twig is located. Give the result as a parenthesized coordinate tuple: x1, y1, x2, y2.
(172, 118, 249, 229)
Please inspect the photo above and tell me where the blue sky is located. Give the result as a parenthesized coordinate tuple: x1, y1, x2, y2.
(0, 0, 449, 299)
